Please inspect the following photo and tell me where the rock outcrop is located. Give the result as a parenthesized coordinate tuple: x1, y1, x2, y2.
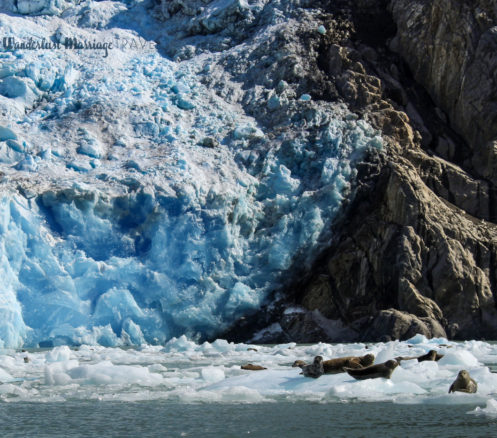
(224, 0, 497, 343)
(390, 0, 497, 186)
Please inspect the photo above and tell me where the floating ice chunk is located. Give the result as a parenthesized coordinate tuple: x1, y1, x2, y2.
(406, 334, 449, 345)
(399, 359, 445, 378)
(162, 335, 198, 353)
(317, 25, 326, 35)
(300, 94, 311, 101)
(0, 383, 29, 396)
(217, 386, 266, 403)
(211, 339, 236, 353)
(148, 364, 167, 372)
(0, 367, 14, 383)
(407, 334, 429, 344)
(201, 366, 225, 383)
(46, 345, 72, 362)
(326, 378, 426, 401)
(65, 360, 164, 386)
(470, 398, 497, 417)
(44, 367, 72, 385)
(438, 350, 480, 368)
(374, 343, 398, 364)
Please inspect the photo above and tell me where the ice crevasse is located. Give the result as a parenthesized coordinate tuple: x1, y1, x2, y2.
(0, 0, 383, 347)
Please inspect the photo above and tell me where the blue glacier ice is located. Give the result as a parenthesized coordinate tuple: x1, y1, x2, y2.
(0, 0, 383, 347)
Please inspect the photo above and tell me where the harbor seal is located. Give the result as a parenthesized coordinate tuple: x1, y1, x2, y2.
(344, 359, 399, 380)
(241, 364, 267, 371)
(293, 353, 374, 373)
(449, 370, 477, 394)
(417, 350, 444, 362)
(395, 350, 444, 363)
(322, 353, 375, 374)
(300, 356, 324, 378)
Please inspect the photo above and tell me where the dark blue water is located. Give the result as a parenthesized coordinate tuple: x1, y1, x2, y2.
(1, 401, 495, 438)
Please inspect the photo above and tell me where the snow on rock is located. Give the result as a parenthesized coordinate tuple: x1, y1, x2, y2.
(0, 0, 383, 347)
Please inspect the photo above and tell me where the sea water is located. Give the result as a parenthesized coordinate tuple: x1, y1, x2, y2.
(1, 335, 497, 437)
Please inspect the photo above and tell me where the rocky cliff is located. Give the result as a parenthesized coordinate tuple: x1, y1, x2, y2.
(224, 0, 497, 342)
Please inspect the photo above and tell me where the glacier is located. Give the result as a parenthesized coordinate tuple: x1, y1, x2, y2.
(0, 0, 382, 348)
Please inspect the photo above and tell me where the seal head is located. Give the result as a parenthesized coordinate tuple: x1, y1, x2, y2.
(359, 353, 375, 367)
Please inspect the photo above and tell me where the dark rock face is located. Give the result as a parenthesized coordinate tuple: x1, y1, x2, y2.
(223, 0, 497, 343)
(389, 0, 497, 185)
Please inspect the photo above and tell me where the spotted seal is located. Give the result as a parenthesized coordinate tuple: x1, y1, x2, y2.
(449, 370, 477, 394)
(292, 360, 307, 368)
(344, 359, 399, 380)
(300, 356, 324, 378)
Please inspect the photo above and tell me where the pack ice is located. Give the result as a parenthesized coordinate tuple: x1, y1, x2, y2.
(0, 0, 382, 347)
(1, 336, 497, 413)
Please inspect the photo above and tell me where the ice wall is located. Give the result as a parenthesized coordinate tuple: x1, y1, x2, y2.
(0, 0, 382, 347)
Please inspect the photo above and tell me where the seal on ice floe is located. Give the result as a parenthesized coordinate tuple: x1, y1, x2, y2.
(322, 353, 375, 374)
(300, 356, 324, 378)
(293, 353, 374, 373)
(241, 364, 267, 371)
(449, 370, 477, 394)
(417, 349, 444, 362)
(344, 359, 399, 380)
(395, 349, 444, 363)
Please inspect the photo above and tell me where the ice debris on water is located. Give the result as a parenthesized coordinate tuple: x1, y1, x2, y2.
(0, 337, 495, 409)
